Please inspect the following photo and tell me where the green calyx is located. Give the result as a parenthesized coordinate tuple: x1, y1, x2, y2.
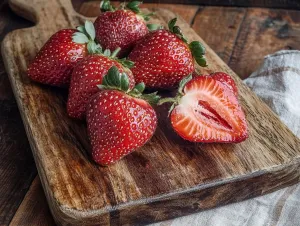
(100, 0, 161, 31)
(97, 66, 160, 105)
(167, 18, 207, 67)
(100, 0, 115, 12)
(158, 74, 193, 115)
(189, 41, 207, 67)
(73, 21, 102, 54)
(102, 47, 134, 69)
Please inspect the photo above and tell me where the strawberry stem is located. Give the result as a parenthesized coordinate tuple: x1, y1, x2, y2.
(158, 74, 193, 115)
(111, 47, 121, 58)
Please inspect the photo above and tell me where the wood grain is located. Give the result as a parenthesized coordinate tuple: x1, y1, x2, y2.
(9, 177, 56, 226)
(0, 1, 37, 225)
(78, 1, 199, 25)
(2, 0, 300, 225)
(142, 0, 300, 10)
(228, 8, 300, 79)
(192, 7, 246, 64)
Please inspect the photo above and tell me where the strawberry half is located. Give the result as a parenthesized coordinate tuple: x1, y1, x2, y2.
(211, 72, 238, 96)
(86, 66, 159, 165)
(94, 0, 158, 57)
(159, 75, 248, 143)
(128, 18, 207, 89)
(67, 48, 135, 120)
(27, 21, 100, 87)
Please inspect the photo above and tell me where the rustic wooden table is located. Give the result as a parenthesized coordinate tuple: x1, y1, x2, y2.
(0, 0, 299, 225)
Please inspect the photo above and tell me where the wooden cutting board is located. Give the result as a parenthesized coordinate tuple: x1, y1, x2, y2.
(2, 0, 300, 225)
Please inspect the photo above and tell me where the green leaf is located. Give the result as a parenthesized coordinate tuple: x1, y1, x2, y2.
(111, 47, 121, 58)
(147, 24, 163, 31)
(189, 41, 206, 56)
(133, 82, 145, 93)
(195, 56, 207, 67)
(103, 49, 111, 57)
(120, 59, 134, 69)
(84, 20, 96, 40)
(178, 74, 193, 95)
(120, 73, 130, 91)
(168, 18, 177, 32)
(126, 1, 142, 13)
(72, 32, 89, 44)
(100, 0, 114, 12)
(77, 26, 85, 33)
(141, 92, 161, 105)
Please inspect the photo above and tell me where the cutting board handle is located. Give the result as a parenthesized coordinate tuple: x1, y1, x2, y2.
(9, 0, 86, 28)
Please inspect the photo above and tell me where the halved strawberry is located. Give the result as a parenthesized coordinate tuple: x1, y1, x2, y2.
(159, 75, 248, 143)
(211, 72, 238, 96)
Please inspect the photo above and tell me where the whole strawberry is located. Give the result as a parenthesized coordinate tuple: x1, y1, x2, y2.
(67, 48, 135, 120)
(94, 0, 158, 57)
(210, 72, 238, 96)
(86, 66, 159, 165)
(27, 21, 100, 87)
(159, 75, 248, 143)
(128, 18, 207, 89)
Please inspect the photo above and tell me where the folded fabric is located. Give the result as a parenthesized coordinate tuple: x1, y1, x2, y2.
(150, 50, 300, 226)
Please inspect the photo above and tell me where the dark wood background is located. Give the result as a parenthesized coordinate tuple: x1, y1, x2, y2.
(0, 0, 300, 225)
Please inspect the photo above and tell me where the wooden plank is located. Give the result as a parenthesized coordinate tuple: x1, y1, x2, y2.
(142, 0, 300, 10)
(9, 177, 56, 226)
(79, 1, 199, 25)
(2, 0, 300, 225)
(192, 7, 246, 64)
(228, 8, 300, 79)
(0, 2, 37, 225)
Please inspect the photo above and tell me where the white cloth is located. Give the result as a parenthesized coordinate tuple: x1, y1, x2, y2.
(150, 50, 300, 226)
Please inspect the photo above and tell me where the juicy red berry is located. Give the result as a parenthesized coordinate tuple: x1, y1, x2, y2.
(94, 10, 148, 57)
(27, 29, 87, 87)
(171, 76, 248, 143)
(86, 90, 157, 165)
(67, 55, 135, 120)
(129, 30, 194, 89)
(211, 72, 238, 96)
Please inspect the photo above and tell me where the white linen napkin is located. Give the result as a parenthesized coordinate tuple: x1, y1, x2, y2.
(150, 50, 300, 226)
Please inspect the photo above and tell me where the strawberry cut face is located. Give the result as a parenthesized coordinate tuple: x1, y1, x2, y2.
(171, 76, 248, 143)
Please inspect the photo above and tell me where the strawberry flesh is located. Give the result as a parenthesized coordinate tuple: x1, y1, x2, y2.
(171, 76, 248, 143)
(211, 72, 238, 96)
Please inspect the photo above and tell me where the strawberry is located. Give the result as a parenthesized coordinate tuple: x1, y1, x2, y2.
(211, 72, 238, 96)
(159, 75, 248, 143)
(94, 0, 158, 57)
(27, 21, 100, 87)
(128, 18, 207, 89)
(86, 66, 159, 165)
(67, 48, 135, 120)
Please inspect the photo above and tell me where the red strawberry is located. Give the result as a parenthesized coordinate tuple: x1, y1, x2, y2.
(159, 75, 248, 143)
(27, 21, 99, 87)
(94, 0, 154, 57)
(128, 18, 207, 89)
(86, 66, 159, 165)
(211, 72, 238, 96)
(67, 48, 135, 120)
